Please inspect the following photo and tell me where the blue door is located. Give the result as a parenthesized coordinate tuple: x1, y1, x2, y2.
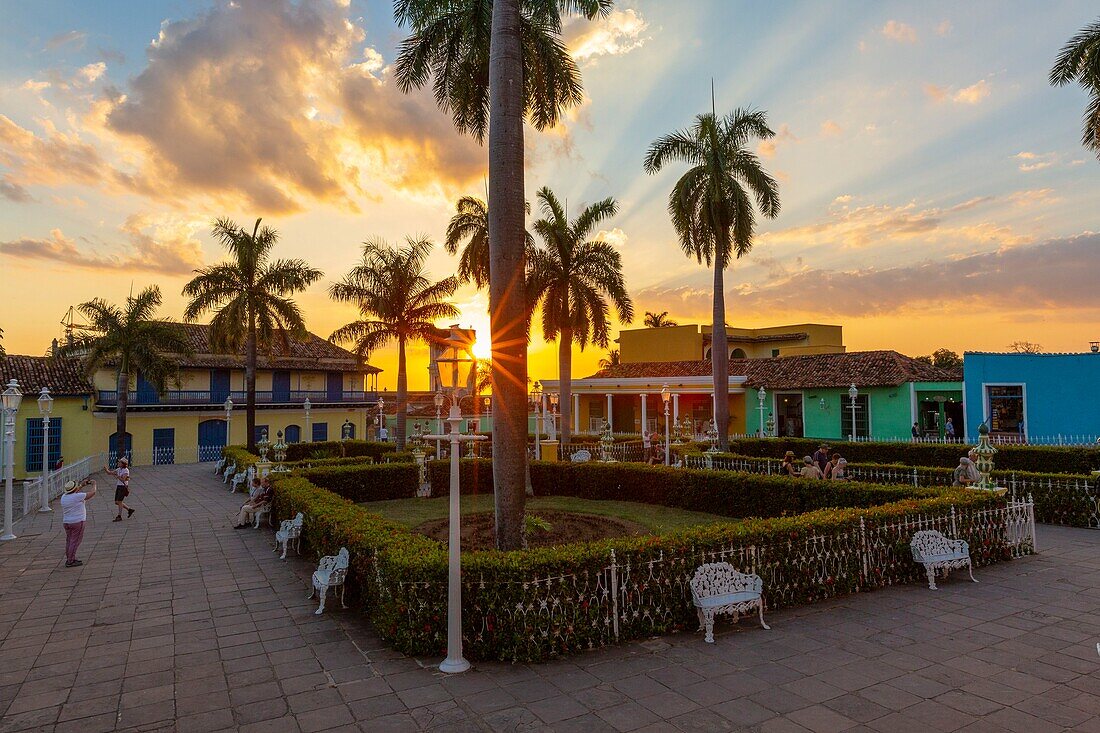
(327, 372, 343, 401)
(109, 432, 132, 467)
(312, 422, 328, 442)
(152, 428, 175, 465)
(273, 371, 291, 403)
(197, 419, 227, 462)
(285, 425, 301, 443)
(137, 373, 159, 404)
(210, 369, 231, 404)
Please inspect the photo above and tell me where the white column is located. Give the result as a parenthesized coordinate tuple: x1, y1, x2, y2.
(640, 394, 648, 436)
(606, 394, 614, 431)
(673, 394, 680, 425)
(573, 394, 580, 433)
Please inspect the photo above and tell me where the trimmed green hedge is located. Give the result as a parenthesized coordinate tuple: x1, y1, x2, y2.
(299, 463, 419, 502)
(268, 468, 1011, 663)
(284, 440, 398, 462)
(222, 446, 260, 472)
(727, 437, 1100, 474)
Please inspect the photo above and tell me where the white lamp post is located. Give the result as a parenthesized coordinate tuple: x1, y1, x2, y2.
(2, 379, 23, 541)
(304, 397, 312, 443)
(532, 382, 542, 460)
(425, 335, 485, 674)
(224, 397, 234, 448)
(848, 384, 859, 441)
(37, 387, 53, 513)
(378, 397, 386, 441)
(757, 386, 767, 438)
(548, 392, 558, 443)
(661, 385, 671, 465)
(434, 390, 445, 457)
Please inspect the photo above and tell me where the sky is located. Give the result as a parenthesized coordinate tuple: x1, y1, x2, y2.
(1, 0, 1098, 391)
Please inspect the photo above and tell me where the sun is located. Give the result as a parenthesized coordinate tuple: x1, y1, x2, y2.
(472, 337, 492, 361)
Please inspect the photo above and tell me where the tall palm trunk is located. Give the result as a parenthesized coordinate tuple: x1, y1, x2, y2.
(246, 320, 257, 453)
(711, 262, 730, 451)
(396, 336, 408, 450)
(559, 326, 572, 446)
(116, 368, 129, 459)
(488, 0, 527, 550)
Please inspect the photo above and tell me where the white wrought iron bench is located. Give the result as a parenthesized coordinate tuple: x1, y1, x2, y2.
(309, 547, 350, 615)
(274, 512, 304, 560)
(689, 563, 770, 643)
(214, 457, 226, 475)
(231, 466, 252, 494)
(222, 462, 237, 485)
(910, 530, 977, 590)
(570, 449, 592, 463)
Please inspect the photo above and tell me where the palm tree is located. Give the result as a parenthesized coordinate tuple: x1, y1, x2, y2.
(444, 195, 534, 289)
(644, 107, 780, 451)
(1050, 18, 1100, 157)
(393, 0, 610, 550)
(527, 186, 633, 446)
(598, 349, 620, 370)
(329, 237, 459, 450)
(63, 287, 192, 457)
(644, 311, 678, 328)
(183, 219, 323, 452)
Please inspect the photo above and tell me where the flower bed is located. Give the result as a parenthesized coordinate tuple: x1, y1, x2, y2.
(270, 463, 1024, 663)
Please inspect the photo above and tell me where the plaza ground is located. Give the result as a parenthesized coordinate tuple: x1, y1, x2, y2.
(0, 463, 1097, 732)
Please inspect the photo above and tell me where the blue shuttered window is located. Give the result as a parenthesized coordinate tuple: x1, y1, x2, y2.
(312, 422, 328, 442)
(25, 418, 62, 472)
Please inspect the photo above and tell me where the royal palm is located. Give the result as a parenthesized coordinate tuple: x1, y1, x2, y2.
(644, 311, 677, 328)
(644, 108, 780, 451)
(1051, 17, 1100, 157)
(66, 286, 191, 457)
(328, 238, 458, 450)
(183, 219, 322, 452)
(445, 195, 534, 289)
(394, 0, 610, 549)
(528, 187, 633, 446)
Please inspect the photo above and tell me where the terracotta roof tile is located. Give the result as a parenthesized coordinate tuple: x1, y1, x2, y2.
(0, 356, 93, 396)
(586, 350, 960, 388)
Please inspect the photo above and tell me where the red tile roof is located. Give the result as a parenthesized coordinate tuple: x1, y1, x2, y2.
(0, 356, 93, 396)
(586, 350, 961, 388)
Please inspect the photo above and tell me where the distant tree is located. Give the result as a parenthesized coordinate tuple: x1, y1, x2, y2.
(1050, 17, 1100, 158)
(0, 327, 5, 361)
(643, 311, 678, 328)
(1009, 341, 1043, 353)
(915, 348, 963, 370)
(598, 349, 621, 370)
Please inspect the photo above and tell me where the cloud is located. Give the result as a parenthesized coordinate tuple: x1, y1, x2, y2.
(44, 30, 87, 51)
(881, 21, 917, 43)
(924, 79, 991, 105)
(936, 20, 953, 37)
(1014, 151, 1056, 172)
(77, 62, 106, 83)
(566, 9, 649, 64)
(595, 227, 628, 248)
(0, 175, 33, 203)
(1007, 188, 1056, 207)
(758, 124, 797, 158)
(819, 120, 843, 138)
(0, 215, 204, 275)
(636, 235, 1100, 318)
(0, 114, 141, 192)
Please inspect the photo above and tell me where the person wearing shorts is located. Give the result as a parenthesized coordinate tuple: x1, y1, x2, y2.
(105, 457, 135, 521)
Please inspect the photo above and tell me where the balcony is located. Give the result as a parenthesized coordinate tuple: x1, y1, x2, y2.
(96, 389, 379, 407)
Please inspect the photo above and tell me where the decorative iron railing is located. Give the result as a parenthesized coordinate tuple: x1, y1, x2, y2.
(96, 389, 379, 406)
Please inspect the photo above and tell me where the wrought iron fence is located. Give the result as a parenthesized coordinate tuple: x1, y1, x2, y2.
(21, 452, 107, 517)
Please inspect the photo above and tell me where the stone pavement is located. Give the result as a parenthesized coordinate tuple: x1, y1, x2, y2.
(1, 462, 1098, 733)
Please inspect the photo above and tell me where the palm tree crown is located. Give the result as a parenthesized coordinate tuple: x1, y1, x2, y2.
(1050, 17, 1100, 157)
(598, 349, 620, 370)
(65, 286, 192, 455)
(644, 311, 678, 328)
(445, 196, 534, 289)
(183, 218, 323, 451)
(329, 237, 459, 449)
(527, 186, 633, 444)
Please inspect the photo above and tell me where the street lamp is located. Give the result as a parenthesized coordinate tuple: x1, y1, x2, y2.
(37, 387, 53, 513)
(303, 397, 311, 443)
(548, 392, 559, 443)
(378, 397, 386, 441)
(661, 385, 671, 465)
(425, 335, 485, 674)
(848, 384, 859, 441)
(2, 378, 24, 541)
(531, 382, 542, 460)
(434, 391, 445, 458)
(757, 386, 767, 438)
(224, 397, 234, 449)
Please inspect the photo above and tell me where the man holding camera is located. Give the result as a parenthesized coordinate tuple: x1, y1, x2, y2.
(60, 478, 96, 567)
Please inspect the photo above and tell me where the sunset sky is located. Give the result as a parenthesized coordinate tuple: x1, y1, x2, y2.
(2, 0, 1098, 390)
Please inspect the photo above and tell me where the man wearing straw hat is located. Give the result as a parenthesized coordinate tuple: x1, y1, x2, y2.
(60, 478, 96, 567)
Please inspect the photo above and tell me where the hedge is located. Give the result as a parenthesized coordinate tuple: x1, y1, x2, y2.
(284, 439, 398, 462)
(268, 469, 1013, 663)
(298, 463, 420, 502)
(726, 437, 1100, 475)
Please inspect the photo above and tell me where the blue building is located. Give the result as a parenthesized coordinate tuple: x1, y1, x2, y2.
(963, 351, 1100, 443)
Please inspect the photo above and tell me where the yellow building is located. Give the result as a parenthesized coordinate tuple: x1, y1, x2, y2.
(618, 323, 844, 363)
(1, 324, 381, 478)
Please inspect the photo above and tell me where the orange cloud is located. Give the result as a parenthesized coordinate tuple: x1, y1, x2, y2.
(924, 79, 991, 105)
(758, 124, 797, 158)
(819, 120, 843, 138)
(566, 9, 650, 64)
(881, 20, 917, 43)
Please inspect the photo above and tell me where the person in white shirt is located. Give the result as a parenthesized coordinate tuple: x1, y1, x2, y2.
(60, 479, 96, 567)
(104, 457, 134, 521)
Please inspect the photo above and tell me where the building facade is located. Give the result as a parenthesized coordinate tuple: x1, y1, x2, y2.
(963, 351, 1100, 442)
(1, 324, 381, 478)
(617, 323, 845, 364)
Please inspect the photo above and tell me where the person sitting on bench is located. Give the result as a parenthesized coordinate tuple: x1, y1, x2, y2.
(234, 482, 274, 529)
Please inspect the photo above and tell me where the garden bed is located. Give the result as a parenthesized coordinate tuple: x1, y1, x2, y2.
(415, 509, 647, 550)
